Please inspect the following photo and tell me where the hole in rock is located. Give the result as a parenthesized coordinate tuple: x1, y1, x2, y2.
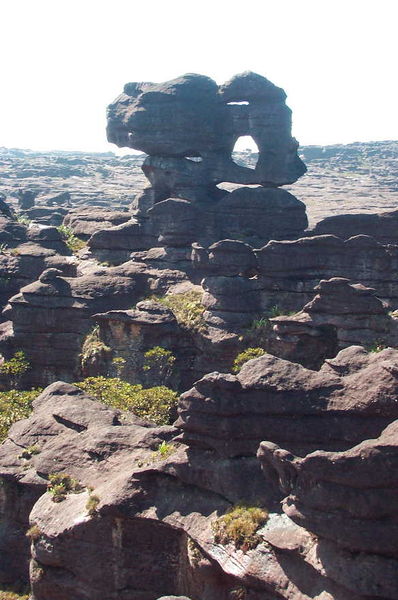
(217, 183, 261, 192)
(232, 136, 259, 170)
(185, 156, 203, 163)
(227, 101, 249, 105)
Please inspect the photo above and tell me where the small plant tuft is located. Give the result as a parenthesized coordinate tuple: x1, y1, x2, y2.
(86, 492, 100, 516)
(232, 348, 267, 373)
(154, 440, 175, 459)
(47, 473, 83, 503)
(57, 224, 86, 254)
(26, 524, 42, 542)
(187, 537, 205, 566)
(212, 503, 268, 551)
(19, 445, 40, 460)
(367, 341, 386, 353)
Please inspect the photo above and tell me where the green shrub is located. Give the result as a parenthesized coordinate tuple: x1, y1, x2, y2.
(47, 473, 83, 503)
(0, 351, 30, 377)
(111, 356, 126, 377)
(57, 224, 86, 254)
(0, 388, 42, 442)
(154, 290, 206, 332)
(143, 346, 175, 385)
(74, 377, 178, 425)
(232, 348, 267, 373)
(212, 504, 268, 550)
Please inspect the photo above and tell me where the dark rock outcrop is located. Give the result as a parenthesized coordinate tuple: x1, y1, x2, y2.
(2, 347, 398, 599)
(87, 72, 307, 262)
(269, 277, 398, 368)
(176, 347, 398, 458)
(1, 263, 150, 387)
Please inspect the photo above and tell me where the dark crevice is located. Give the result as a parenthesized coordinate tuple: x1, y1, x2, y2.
(52, 414, 87, 432)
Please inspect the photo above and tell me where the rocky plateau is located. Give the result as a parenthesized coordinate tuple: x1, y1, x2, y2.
(0, 71, 397, 600)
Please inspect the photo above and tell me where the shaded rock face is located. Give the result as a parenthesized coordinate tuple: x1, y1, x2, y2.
(312, 208, 398, 244)
(89, 72, 307, 260)
(197, 234, 398, 331)
(107, 72, 306, 187)
(269, 277, 398, 368)
(2, 348, 398, 600)
(1, 263, 150, 387)
(177, 347, 398, 458)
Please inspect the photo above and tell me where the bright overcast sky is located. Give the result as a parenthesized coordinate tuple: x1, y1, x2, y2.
(1, 0, 397, 152)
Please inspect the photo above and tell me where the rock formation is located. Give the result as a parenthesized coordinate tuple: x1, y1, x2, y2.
(269, 277, 398, 367)
(1, 74, 398, 600)
(88, 72, 308, 260)
(2, 347, 398, 599)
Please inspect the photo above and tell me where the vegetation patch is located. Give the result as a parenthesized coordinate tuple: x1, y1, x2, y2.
(57, 224, 86, 254)
(86, 491, 100, 516)
(47, 473, 84, 503)
(367, 341, 386, 353)
(232, 348, 267, 373)
(154, 290, 206, 332)
(26, 524, 42, 542)
(74, 377, 178, 425)
(0, 351, 30, 378)
(0, 388, 42, 442)
(153, 440, 175, 460)
(18, 444, 40, 460)
(212, 504, 268, 551)
(80, 325, 111, 370)
(0, 587, 30, 600)
(143, 346, 175, 385)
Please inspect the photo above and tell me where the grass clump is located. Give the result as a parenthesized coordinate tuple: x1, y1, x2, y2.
(26, 524, 42, 542)
(232, 348, 267, 373)
(212, 504, 268, 551)
(154, 440, 175, 460)
(57, 224, 86, 254)
(86, 492, 100, 516)
(19, 445, 40, 460)
(47, 473, 83, 503)
(155, 290, 206, 332)
(74, 377, 178, 425)
(0, 388, 42, 442)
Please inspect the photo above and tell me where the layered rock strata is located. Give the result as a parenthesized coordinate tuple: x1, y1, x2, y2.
(0, 263, 150, 387)
(1, 347, 398, 599)
(269, 277, 398, 367)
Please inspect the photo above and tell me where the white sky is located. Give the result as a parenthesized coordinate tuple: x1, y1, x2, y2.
(1, 0, 397, 152)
